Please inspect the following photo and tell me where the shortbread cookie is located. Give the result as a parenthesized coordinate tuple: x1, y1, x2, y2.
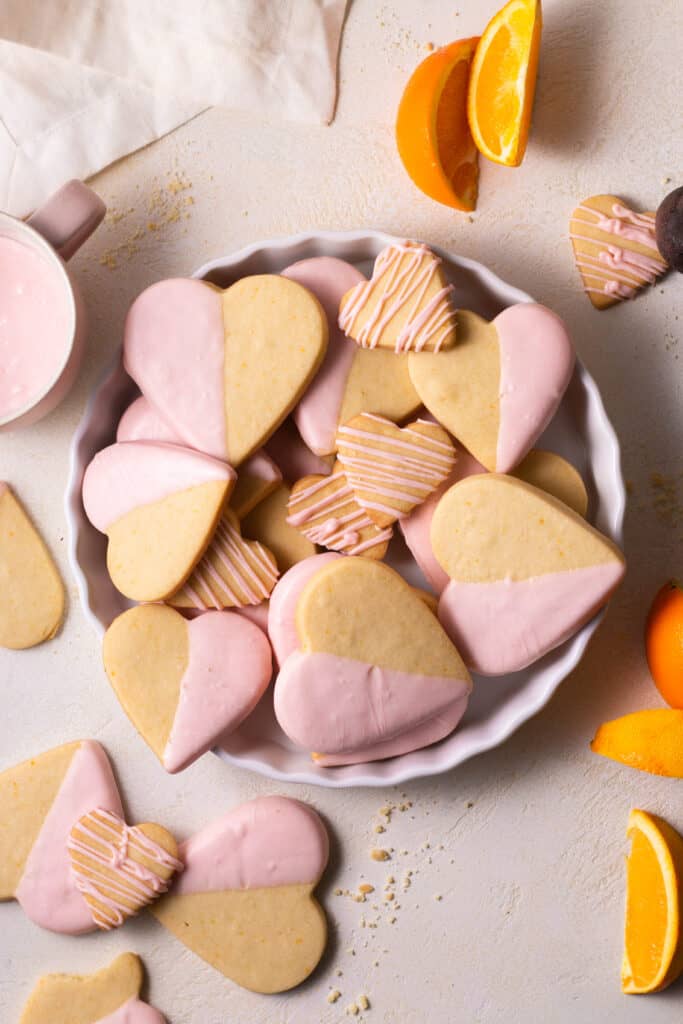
(512, 449, 588, 517)
(19, 953, 166, 1024)
(68, 809, 181, 929)
(339, 241, 457, 353)
(570, 195, 667, 309)
(103, 605, 271, 772)
(263, 417, 335, 482)
(336, 413, 456, 527)
(0, 741, 123, 933)
(274, 558, 472, 764)
(116, 395, 181, 444)
(283, 257, 420, 454)
(269, 554, 343, 666)
(0, 483, 65, 649)
(151, 796, 329, 993)
(168, 508, 278, 610)
(82, 441, 234, 601)
(124, 275, 328, 464)
(287, 463, 393, 558)
(432, 475, 625, 675)
(408, 304, 575, 472)
(242, 483, 317, 572)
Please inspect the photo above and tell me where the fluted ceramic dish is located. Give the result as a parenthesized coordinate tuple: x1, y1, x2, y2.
(65, 231, 625, 788)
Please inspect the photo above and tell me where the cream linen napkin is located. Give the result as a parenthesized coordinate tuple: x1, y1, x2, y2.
(0, 0, 348, 217)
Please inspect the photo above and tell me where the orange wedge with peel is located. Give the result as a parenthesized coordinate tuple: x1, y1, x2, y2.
(623, 809, 683, 993)
(591, 708, 683, 777)
(467, 0, 542, 167)
(395, 38, 480, 211)
(646, 580, 683, 708)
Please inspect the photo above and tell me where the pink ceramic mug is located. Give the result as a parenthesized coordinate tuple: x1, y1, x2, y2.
(0, 180, 106, 430)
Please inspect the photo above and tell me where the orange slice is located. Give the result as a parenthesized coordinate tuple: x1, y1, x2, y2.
(395, 38, 480, 211)
(646, 581, 683, 708)
(623, 809, 683, 994)
(467, 0, 542, 167)
(591, 708, 683, 777)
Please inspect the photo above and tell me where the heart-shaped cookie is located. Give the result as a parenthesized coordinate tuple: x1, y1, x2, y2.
(432, 474, 625, 675)
(336, 413, 457, 527)
(274, 557, 472, 765)
(150, 796, 329, 994)
(68, 809, 181, 930)
(283, 257, 421, 454)
(569, 195, 668, 309)
(82, 442, 234, 602)
(124, 275, 328, 465)
(103, 604, 272, 772)
(242, 482, 318, 572)
(339, 241, 457, 353)
(408, 304, 575, 473)
(116, 394, 181, 444)
(168, 508, 278, 610)
(287, 462, 393, 558)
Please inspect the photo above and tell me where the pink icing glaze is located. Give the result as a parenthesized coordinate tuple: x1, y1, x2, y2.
(97, 997, 166, 1024)
(438, 561, 625, 676)
(268, 554, 342, 666)
(173, 796, 329, 895)
(82, 441, 234, 532)
(234, 600, 270, 634)
(123, 278, 227, 459)
(116, 396, 183, 444)
(495, 304, 575, 473)
(263, 418, 332, 483)
(15, 741, 124, 934)
(274, 650, 471, 756)
(283, 258, 365, 455)
(163, 612, 272, 773)
(239, 448, 281, 487)
(0, 236, 72, 420)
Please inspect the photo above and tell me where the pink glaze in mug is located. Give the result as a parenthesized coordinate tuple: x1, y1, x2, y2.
(0, 180, 106, 429)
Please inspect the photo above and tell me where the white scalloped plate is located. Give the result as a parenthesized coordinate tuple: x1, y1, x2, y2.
(65, 231, 625, 788)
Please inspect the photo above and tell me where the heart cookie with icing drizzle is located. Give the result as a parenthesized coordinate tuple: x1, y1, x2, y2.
(339, 241, 457, 353)
(274, 557, 472, 765)
(287, 462, 393, 558)
(408, 305, 575, 472)
(151, 796, 329, 993)
(103, 604, 272, 772)
(432, 474, 625, 675)
(68, 809, 181, 930)
(336, 413, 457, 527)
(569, 195, 668, 309)
(124, 275, 328, 465)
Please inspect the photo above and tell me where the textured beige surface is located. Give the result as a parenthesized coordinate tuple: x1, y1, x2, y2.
(19, 953, 143, 1024)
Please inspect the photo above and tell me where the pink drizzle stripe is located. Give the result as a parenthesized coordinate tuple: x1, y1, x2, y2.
(570, 202, 666, 301)
(286, 473, 392, 555)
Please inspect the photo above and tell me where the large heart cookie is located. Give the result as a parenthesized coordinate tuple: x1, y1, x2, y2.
(432, 475, 625, 675)
(336, 413, 456, 526)
(0, 483, 65, 649)
(0, 741, 123, 934)
(19, 953, 167, 1024)
(283, 257, 421, 454)
(569, 195, 668, 309)
(274, 558, 472, 765)
(408, 304, 575, 472)
(151, 796, 329, 994)
(339, 241, 457, 353)
(82, 441, 234, 601)
(241, 482, 317, 572)
(124, 276, 328, 465)
(103, 605, 272, 772)
(68, 808, 181, 930)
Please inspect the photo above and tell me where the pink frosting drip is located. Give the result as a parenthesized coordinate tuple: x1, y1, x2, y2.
(116, 396, 182, 444)
(495, 304, 575, 473)
(82, 441, 234, 532)
(283, 257, 365, 455)
(123, 278, 227, 459)
(268, 554, 342, 666)
(15, 741, 124, 934)
(438, 561, 625, 676)
(163, 611, 272, 773)
(263, 419, 333, 483)
(97, 997, 166, 1024)
(174, 796, 329, 895)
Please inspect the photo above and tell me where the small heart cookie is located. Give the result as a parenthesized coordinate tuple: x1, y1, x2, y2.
(151, 796, 329, 994)
(124, 275, 328, 464)
(432, 475, 625, 675)
(569, 195, 668, 309)
(336, 413, 457, 527)
(287, 463, 393, 558)
(339, 241, 457, 353)
(242, 482, 318, 572)
(103, 605, 272, 772)
(408, 304, 575, 472)
(0, 483, 65, 650)
(68, 809, 181, 930)
(283, 257, 421, 454)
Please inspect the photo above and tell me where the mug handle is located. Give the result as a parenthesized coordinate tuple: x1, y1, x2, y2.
(27, 180, 106, 262)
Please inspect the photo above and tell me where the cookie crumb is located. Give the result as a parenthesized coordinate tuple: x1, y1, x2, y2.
(346, 1002, 359, 1016)
(359, 883, 375, 894)
(359, 994, 371, 1010)
(466, 801, 474, 808)
(371, 848, 391, 861)
(328, 990, 341, 1004)
(425, 41, 435, 51)
(374, 824, 386, 834)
